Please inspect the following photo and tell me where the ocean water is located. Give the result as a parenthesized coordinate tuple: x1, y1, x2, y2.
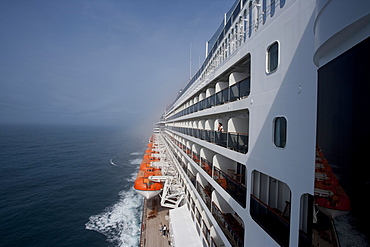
(0, 124, 145, 247)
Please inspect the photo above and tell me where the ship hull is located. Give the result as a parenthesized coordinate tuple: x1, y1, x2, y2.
(135, 189, 162, 199)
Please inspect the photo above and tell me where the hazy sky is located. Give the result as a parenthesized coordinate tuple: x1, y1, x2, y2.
(0, 0, 233, 131)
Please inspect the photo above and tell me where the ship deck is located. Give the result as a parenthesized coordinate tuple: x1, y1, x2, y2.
(140, 195, 170, 247)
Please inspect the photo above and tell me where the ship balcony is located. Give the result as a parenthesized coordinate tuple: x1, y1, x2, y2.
(169, 134, 247, 208)
(186, 169, 196, 187)
(201, 220, 224, 247)
(250, 170, 291, 247)
(213, 165, 246, 208)
(250, 195, 290, 247)
(167, 77, 250, 121)
(168, 134, 246, 247)
(196, 181, 213, 211)
(168, 127, 248, 154)
(200, 154, 246, 208)
(192, 151, 200, 163)
(200, 157, 213, 177)
(212, 202, 244, 247)
(179, 157, 187, 173)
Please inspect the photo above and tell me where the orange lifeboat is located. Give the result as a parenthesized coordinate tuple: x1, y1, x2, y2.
(134, 169, 163, 199)
(134, 143, 163, 199)
(314, 146, 351, 218)
(139, 162, 151, 170)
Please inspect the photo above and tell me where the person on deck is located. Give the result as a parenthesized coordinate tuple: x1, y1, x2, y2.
(162, 225, 167, 237)
(218, 123, 223, 132)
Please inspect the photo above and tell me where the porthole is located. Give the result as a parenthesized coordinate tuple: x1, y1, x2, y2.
(267, 41, 279, 73)
(274, 116, 287, 148)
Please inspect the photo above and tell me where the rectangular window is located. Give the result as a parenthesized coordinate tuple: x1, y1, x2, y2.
(274, 117, 287, 148)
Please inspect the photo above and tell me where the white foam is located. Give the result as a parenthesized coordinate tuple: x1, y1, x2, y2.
(86, 188, 143, 247)
(127, 171, 139, 183)
(129, 158, 142, 165)
(130, 152, 142, 156)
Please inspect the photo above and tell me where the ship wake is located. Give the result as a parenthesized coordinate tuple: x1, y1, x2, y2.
(86, 176, 143, 247)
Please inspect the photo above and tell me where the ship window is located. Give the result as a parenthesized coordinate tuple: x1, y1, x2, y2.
(267, 41, 279, 73)
(274, 117, 287, 148)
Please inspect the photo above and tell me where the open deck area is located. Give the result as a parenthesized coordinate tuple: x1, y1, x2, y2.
(140, 196, 170, 247)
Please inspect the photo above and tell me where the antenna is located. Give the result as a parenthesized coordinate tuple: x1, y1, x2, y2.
(189, 43, 192, 80)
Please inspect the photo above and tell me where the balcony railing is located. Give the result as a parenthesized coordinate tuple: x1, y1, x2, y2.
(167, 77, 250, 121)
(215, 132, 228, 147)
(196, 181, 213, 210)
(196, 207, 201, 226)
(227, 132, 248, 153)
(192, 151, 200, 164)
(213, 166, 246, 208)
(212, 202, 244, 247)
(250, 195, 290, 247)
(200, 157, 213, 177)
(168, 126, 248, 154)
(180, 158, 187, 173)
(187, 170, 196, 187)
(202, 220, 211, 246)
(210, 237, 220, 247)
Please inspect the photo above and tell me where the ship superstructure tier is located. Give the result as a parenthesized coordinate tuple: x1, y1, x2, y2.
(137, 1, 370, 247)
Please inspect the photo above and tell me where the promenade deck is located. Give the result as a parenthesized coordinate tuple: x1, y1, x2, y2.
(140, 196, 170, 247)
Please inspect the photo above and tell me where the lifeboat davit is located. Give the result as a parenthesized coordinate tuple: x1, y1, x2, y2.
(145, 148, 159, 154)
(314, 146, 351, 218)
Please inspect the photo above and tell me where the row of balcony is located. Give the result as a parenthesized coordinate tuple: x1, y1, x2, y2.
(202, 219, 219, 247)
(169, 136, 245, 247)
(167, 77, 250, 121)
(176, 140, 246, 208)
(195, 180, 244, 247)
(167, 132, 309, 247)
(167, 126, 248, 154)
(188, 196, 221, 247)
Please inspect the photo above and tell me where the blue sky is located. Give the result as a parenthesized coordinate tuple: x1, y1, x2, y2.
(0, 0, 233, 132)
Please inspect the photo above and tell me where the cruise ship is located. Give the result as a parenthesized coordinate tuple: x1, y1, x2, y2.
(135, 1, 370, 246)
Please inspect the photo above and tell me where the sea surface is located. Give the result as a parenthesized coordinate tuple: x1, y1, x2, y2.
(0, 124, 145, 247)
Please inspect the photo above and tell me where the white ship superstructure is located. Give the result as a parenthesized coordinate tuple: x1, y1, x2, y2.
(137, 1, 370, 246)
